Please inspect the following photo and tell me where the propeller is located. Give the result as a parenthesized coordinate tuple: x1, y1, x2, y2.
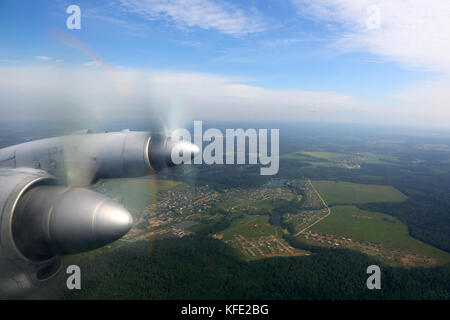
(49, 29, 199, 256)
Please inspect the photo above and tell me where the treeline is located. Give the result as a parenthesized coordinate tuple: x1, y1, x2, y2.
(358, 200, 450, 252)
(269, 199, 302, 214)
(193, 216, 233, 237)
(158, 164, 272, 190)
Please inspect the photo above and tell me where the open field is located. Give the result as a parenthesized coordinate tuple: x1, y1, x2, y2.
(281, 150, 399, 168)
(309, 205, 450, 265)
(300, 151, 399, 164)
(220, 215, 282, 241)
(421, 144, 450, 152)
(358, 152, 399, 165)
(298, 151, 349, 159)
(280, 153, 341, 168)
(217, 215, 309, 260)
(312, 180, 407, 205)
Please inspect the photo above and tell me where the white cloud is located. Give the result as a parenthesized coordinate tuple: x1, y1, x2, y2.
(83, 60, 102, 67)
(35, 56, 52, 61)
(293, 0, 450, 74)
(388, 78, 450, 126)
(261, 38, 307, 48)
(292, 0, 450, 128)
(0, 64, 369, 127)
(0, 59, 19, 64)
(2, 63, 450, 128)
(118, 0, 265, 36)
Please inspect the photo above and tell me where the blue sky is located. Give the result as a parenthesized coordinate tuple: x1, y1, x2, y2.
(1, 0, 450, 128)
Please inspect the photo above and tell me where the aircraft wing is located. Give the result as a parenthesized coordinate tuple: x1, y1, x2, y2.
(0, 131, 199, 298)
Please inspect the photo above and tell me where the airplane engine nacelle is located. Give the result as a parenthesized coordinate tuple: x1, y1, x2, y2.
(0, 168, 60, 298)
(93, 132, 199, 178)
(1, 131, 200, 187)
(0, 168, 133, 298)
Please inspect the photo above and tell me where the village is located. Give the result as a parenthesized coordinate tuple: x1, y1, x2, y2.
(302, 230, 436, 267)
(223, 234, 309, 260)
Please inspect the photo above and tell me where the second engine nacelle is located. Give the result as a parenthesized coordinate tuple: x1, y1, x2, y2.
(0, 168, 132, 298)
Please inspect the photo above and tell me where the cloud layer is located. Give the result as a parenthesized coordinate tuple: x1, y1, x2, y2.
(0, 64, 368, 126)
(2, 62, 450, 128)
(294, 0, 450, 74)
(118, 0, 265, 36)
(291, 0, 450, 128)
(2, 2, 450, 129)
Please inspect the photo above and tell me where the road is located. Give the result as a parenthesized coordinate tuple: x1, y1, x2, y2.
(294, 179, 331, 236)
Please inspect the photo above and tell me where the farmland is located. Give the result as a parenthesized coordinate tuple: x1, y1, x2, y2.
(220, 215, 282, 241)
(216, 215, 308, 260)
(281, 150, 399, 168)
(309, 205, 450, 265)
(312, 180, 407, 205)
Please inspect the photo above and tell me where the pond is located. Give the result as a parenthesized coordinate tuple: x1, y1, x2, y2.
(263, 178, 287, 189)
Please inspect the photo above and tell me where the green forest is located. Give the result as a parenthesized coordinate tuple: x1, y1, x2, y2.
(59, 234, 450, 300)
